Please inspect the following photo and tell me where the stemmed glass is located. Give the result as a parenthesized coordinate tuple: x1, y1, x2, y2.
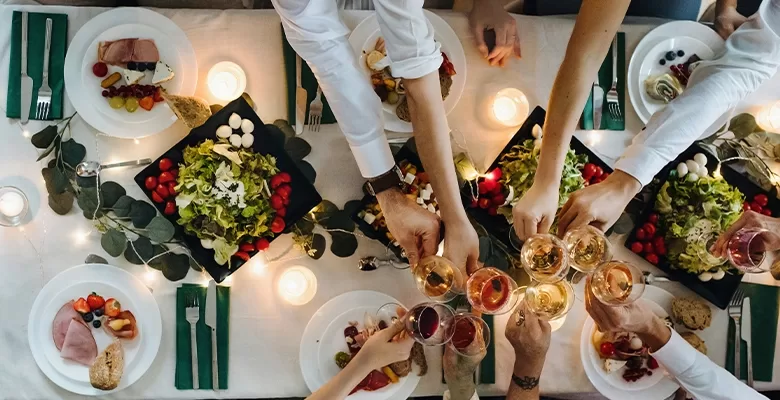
(374, 302, 457, 346)
(465, 267, 521, 315)
(727, 228, 770, 273)
(563, 226, 612, 273)
(524, 279, 575, 322)
(520, 234, 570, 283)
(448, 313, 491, 357)
(411, 255, 465, 303)
(589, 261, 645, 306)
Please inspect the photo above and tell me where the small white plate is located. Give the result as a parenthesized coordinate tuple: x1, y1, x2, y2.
(348, 11, 466, 133)
(80, 23, 181, 125)
(637, 37, 715, 121)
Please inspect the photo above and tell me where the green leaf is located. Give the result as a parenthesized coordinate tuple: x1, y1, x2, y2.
(124, 237, 154, 265)
(42, 167, 69, 194)
(729, 113, 758, 140)
(330, 231, 358, 257)
(37, 136, 61, 161)
(113, 195, 135, 218)
(31, 125, 58, 149)
(343, 200, 363, 217)
(309, 233, 326, 260)
(129, 201, 156, 228)
(322, 210, 355, 231)
(486, 253, 509, 271)
(295, 218, 315, 235)
(60, 139, 87, 166)
(76, 175, 97, 189)
(160, 254, 190, 281)
(312, 200, 339, 224)
(296, 160, 316, 184)
(48, 191, 74, 215)
(101, 228, 127, 257)
(478, 236, 493, 263)
(147, 245, 169, 270)
(272, 119, 296, 139)
(145, 216, 175, 243)
(100, 181, 126, 208)
(189, 256, 203, 272)
(265, 123, 287, 147)
(85, 254, 108, 264)
(284, 137, 312, 161)
(77, 187, 103, 218)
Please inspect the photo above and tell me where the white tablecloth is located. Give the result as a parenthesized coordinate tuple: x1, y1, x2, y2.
(1, 5, 779, 399)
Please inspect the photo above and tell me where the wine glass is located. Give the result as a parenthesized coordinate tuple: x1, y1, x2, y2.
(524, 279, 575, 321)
(589, 261, 645, 306)
(375, 302, 456, 346)
(508, 223, 523, 252)
(448, 313, 490, 357)
(520, 234, 570, 283)
(727, 228, 769, 273)
(695, 232, 727, 267)
(465, 267, 520, 315)
(563, 226, 612, 273)
(412, 255, 465, 302)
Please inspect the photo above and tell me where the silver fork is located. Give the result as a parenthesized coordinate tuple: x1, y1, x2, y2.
(185, 294, 201, 389)
(606, 33, 621, 122)
(36, 18, 53, 120)
(307, 85, 323, 132)
(728, 288, 745, 380)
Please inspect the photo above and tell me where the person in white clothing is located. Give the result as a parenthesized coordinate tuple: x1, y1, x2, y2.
(557, 0, 780, 234)
(273, 0, 480, 275)
(584, 279, 767, 399)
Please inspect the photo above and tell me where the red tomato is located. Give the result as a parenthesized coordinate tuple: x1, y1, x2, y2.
(488, 206, 498, 216)
(762, 208, 773, 216)
(655, 242, 667, 256)
(163, 201, 176, 215)
(490, 183, 503, 195)
(270, 174, 285, 189)
(645, 253, 659, 265)
(92, 62, 108, 77)
(239, 243, 256, 252)
(490, 168, 502, 181)
(630, 242, 644, 254)
(158, 158, 173, 172)
(158, 171, 175, 184)
(170, 169, 179, 178)
(743, 202, 752, 211)
(479, 179, 497, 194)
(754, 194, 769, 207)
(276, 207, 287, 217)
(276, 184, 292, 199)
(144, 176, 158, 190)
(271, 217, 285, 233)
(635, 228, 647, 241)
(255, 238, 270, 251)
(600, 172, 611, 181)
(643, 242, 655, 255)
(278, 172, 292, 183)
(234, 252, 250, 262)
(652, 237, 665, 252)
(600, 342, 615, 357)
(750, 202, 763, 214)
(469, 198, 479, 208)
(642, 223, 657, 237)
(155, 184, 170, 199)
(270, 194, 284, 210)
(582, 163, 597, 180)
(492, 194, 506, 206)
(167, 182, 177, 196)
(648, 213, 659, 224)
(593, 166, 604, 179)
(151, 191, 164, 203)
(478, 198, 491, 209)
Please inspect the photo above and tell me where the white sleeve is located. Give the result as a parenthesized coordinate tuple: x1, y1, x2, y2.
(652, 330, 767, 400)
(443, 389, 480, 400)
(272, 0, 395, 179)
(372, 0, 443, 79)
(615, 0, 780, 186)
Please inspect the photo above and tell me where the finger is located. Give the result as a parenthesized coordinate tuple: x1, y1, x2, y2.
(537, 213, 553, 237)
(520, 216, 537, 241)
(473, 24, 489, 58)
(538, 317, 551, 336)
(488, 27, 509, 60)
(714, 216, 746, 256)
(420, 228, 439, 260)
(557, 201, 577, 237)
(513, 38, 522, 58)
(466, 251, 480, 276)
(569, 212, 594, 232)
(379, 318, 408, 340)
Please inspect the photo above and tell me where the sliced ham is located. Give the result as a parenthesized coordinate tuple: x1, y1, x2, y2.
(97, 38, 159, 66)
(131, 39, 159, 63)
(60, 319, 98, 366)
(52, 301, 85, 351)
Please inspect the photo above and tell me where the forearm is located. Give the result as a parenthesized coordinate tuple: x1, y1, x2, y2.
(716, 0, 739, 13)
(506, 358, 543, 400)
(305, 357, 373, 400)
(445, 373, 477, 400)
(536, 0, 630, 185)
(405, 73, 468, 224)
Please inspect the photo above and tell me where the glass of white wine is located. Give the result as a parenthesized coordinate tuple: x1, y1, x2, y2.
(589, 261, 645, 306)
(411, 255, 465, 303)
(520, 234, 570, 283)
(524, 279, 575, 321)
(563, 225, 612, 273)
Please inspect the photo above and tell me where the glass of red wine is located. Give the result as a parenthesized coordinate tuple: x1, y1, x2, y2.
(465, 267, 521, 315)
(448, 313, 490, 357)
(727, 228, 769, 273)
(375, 302, 456, 346)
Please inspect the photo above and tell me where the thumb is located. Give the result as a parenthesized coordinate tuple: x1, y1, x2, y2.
(420, 229, 439, 260)
(377, 318, 407, 341)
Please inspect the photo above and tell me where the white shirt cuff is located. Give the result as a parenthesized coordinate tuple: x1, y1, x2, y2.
(651, 329, 699, 376)
(350, 136, 395, 179)
(614, 143, 669, 187)
(443, 389, 480, 400)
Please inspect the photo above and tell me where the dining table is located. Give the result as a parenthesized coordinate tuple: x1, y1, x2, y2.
(1, 4, 779, 400)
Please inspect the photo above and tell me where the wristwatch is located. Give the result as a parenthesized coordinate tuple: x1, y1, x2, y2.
(365, 165, 405, 196)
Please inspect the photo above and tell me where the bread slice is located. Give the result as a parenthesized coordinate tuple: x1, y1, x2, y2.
(162, 92, 212, 129)
(680, 331, 708, 355)
(89, 340, 124, 390)
(672, 297, 712, 330)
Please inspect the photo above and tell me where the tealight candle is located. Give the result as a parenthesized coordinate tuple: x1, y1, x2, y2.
(207, 62, 247, 101)
(757, 101, 780, 132)
(491, 88, 529, 127)
(278, 266, 317, 306)
(0, 187, 28, 227)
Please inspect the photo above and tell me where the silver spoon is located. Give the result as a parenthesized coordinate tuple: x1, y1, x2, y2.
(643, 270, 672, 284)
(75, 158, 153, 178)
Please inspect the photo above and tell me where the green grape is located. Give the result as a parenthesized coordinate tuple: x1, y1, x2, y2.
(108, 96, 125, 109)
(125, 97, 139, 113)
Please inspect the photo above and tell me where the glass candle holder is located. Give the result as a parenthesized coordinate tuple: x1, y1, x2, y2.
(277, 266, 317, 305)
(207, 61, 247, 101)
(490, 88, 529, 127)
(0, 186, 29, 227)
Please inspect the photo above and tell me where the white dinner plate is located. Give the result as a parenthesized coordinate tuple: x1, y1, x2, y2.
(28, 263, 162, 396)
(80, 23, 183, 125)
(64, 7, 197, 138)
(300, 291, 421, 399)
(348, 11, 466, 133)
(580, 285, 679, 400)
(627, 21, 724, 124)
(637, 37, 715, 122)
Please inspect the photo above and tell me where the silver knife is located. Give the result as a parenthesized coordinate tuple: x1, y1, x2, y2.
(20, 12, 33, 125)
(741, 297, 753, 387)
(206, 280, 218, 390)
(592, 75, 604, 130)
(295, 55, 308, 135)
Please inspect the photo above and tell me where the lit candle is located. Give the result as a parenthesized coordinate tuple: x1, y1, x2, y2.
(277, 266, 317, 306)
(207, 62, 247, 101)
(0, 192, 25, 218)
(491, 88, 529, 127)
(757, 101, 780, 132)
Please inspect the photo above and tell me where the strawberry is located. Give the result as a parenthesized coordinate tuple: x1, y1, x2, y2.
(139, 96, 154, 111)
(86, 292, 105, 311)
(153, 87, 164, 102)
(73, 298, 91, 314)
(104, 298, 121, 317)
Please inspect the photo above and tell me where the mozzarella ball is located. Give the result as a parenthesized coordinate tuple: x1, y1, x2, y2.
(685, 160, 700, 174)
(241, 119, 255, 134)
(676, 162, 689, 177)
(216, 125, 232, 139)
(629, 336, 643, 350)
(698, 272, 713, 282)
(687, 172, 699, 182)
(712, 269, 726, 280)
(533, 138, 542, 150)
(694, 153, 708, 167)
(229, 134, 242, 148)
(532, 124, 543, 139)
(228, 113, 242, 129)
(241, 133, 254, 148)
(698, 165, 709, 177)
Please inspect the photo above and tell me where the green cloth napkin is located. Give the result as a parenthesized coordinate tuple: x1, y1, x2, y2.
(725, 283, 780, 382)
(281, 24, 337, 126)
(175, 284, 230, 390)
(581, 32, 625, 130)
(6, 11, 67, 120)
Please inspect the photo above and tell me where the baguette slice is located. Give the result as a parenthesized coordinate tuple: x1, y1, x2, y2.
(162, 92, 212, 129)
(89, 340, 124, 390)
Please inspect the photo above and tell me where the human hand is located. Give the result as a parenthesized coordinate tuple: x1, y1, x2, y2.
(712, 210, 780, 257)
(377, 188, 441, 267)
(443, 326, 486, 400)
(356, 318, 415, 371)
(512, 184, 559, 241)
(505, 302, 551, 367)
(715, 6, 748, 39)
(469, 0, 521, 67)
(557, 170, 641, 236)
(443, 218, 480, 279)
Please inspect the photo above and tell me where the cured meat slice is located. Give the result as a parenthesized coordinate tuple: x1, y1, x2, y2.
(104, 310, 139, 340)
(98, 39, 136, 65)
(131, 39, 159, 62)
(60, 319, 98, 366)
(52, 301, 85, 351)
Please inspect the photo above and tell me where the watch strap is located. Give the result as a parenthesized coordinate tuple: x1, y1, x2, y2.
(366, 165, 404, 196)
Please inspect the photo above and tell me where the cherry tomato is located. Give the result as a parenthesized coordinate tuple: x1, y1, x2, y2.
(469, 198, 479, 208)
(762, 208, 773, 216)
(240, 243, 256, 252)
(144, 176, 158, 190)
(163, 201, 176, 215)
(282, 195, 290, 206)
(489, 168, 502, 181)
(643, 242, 655, 255)
(743, 202, 752, 211)
(276, 207, 287, 217)
(155, 184, 170, 199)
(167, 182, 177, 196)
(270, 174, 285, 189)
(270, 194, 284, 210)
(158, 171, 175, 184)
(600, 172, 611, 181)
(278, 172, 292, 183)
(492, 194, 506, 206)
(255, 238, 270, 251)
(151, 191, 164, 203)
(635, 228, 647, 241)
(642, 223, 657, 237)
(630, 242, 644, 254)
(170, 169, 179, 178)
(647, 213, 659, 224)
(158, 158, 173, 172)
(479, 179, 497, 194)
(488, 206, 498, 216)
(645, 253, 660, 265)
(582, 163, 597, 180)
(754, 194, 769, 207)
(271, 216, 285, 233)
(490, 183, 503, 195)
(478, 197, 491, 209)
(655, 242, 667, 256)
(92, 62, 108, 77)
(600, 342, 615, 357)
(593, 166, 604, 179)
(276, 184, 292, 199)
(234, 251, 250, 262)
(652, 237, 665, 252)
(750, 202, 763, 214)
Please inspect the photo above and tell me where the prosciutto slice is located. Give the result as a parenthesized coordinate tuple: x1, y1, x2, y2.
(60, 319, 98, 366)
(52, 301, 85, 351)
(104, 310, 139, 340)
(131, 39, 159, 63)
(98, 38, 159, 66)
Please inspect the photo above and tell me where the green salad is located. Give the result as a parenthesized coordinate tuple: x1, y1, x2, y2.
(654, 171, 744, 274)
(496, 139, 587, 222)
(175, 139, 280, 266)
